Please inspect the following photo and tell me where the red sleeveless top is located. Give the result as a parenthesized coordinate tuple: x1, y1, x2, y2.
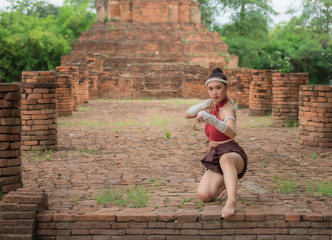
(205, 96, 232, 142)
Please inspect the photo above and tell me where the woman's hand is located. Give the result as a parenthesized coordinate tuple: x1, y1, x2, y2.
(196, 112, 205, 123)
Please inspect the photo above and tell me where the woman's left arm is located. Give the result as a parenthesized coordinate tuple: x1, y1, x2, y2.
(222, 111, 236, 139)
(197, 107, 237, 139)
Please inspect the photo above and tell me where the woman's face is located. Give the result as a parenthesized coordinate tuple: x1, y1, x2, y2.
(207, 81, 228, 104)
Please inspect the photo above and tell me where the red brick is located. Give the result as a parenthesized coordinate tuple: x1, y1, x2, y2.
(0, 109, 11, 117)
(36, 229, 71, 236)
(111, 222, 147, 229)
(157, 213, 176, 222)
(301, 213, 323, 221)
(3, 166, 21, 175)
(3, 211, 35, 219)
(116, 212, 157, 222)
(71, 229, 90, 235)
(0, 118, 21, 126)
(91, 222, 111, 229)
(202, 221, 221, 229)
(89, 229, 125, 235)
(92, 236, 111, 240)
(28, 94, 43, 99)
(148, 222, 166, 228)
(177, 211, 198, 222)
(285, 213, 301, 222)
(53, 213, 76, 222)
(69, 222, 92, 229)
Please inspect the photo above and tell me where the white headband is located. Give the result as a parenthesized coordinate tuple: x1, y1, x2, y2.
(205, 77, 228, 86)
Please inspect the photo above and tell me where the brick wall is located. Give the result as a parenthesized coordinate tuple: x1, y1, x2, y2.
(55, 69, 74, 116)
(79, 74, 89, 104)
(56, 66, 80, 111)
(249, 70, 275, 116)
(21, 82, 58, 152)
(86, 56, 103, 99)
(272, 73, 309, 127)
(95, 0, 201, 24)
(0, 188, 48, 240)
(299, 85, 332, 147)
(0, 83, 22, 194)
(34, 212, 332, 239)
(224, 68, 252, 108)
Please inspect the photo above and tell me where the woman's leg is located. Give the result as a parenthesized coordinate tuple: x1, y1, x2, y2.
(197, 169, 225, 202)
(219, 152, 244, 219)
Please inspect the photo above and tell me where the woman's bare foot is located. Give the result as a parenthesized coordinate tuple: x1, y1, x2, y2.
(221, 199, 236, 219)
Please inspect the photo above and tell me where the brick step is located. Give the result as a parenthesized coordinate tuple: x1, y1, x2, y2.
(138, 89, 180, 98)
(0, 202, 39, 212)
(144, 82, 181, 90)
(0, 226, 34, 234)
(0, 219, 35, 227)
(0, 234, 33, 240)
(72, 41, 225, 53)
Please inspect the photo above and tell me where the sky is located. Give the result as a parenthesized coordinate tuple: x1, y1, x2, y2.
(0, 0, 302, 26)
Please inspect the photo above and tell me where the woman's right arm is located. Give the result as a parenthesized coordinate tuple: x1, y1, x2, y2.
(185, 99, 213, 119)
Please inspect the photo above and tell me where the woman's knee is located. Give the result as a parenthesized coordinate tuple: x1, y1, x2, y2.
(219, 154, 234, 168)
(197, 189, 213, 202)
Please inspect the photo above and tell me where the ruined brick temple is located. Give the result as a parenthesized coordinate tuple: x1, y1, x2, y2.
(61, 0, 238, 99)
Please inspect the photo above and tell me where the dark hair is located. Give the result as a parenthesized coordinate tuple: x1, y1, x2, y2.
(208, 68, 227, 81)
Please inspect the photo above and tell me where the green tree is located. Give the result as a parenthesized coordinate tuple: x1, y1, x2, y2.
(0, 0, 96, 83)
(6, 0, 60, 18)
(216, 0, 275, 37)
(197, 0, 216, 29)
(266, 16, 332, 84)
(0, 12, 70, 82)
(54, 0, 96, 44)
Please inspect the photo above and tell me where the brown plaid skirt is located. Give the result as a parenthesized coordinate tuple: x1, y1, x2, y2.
(201, 140, 247, 179)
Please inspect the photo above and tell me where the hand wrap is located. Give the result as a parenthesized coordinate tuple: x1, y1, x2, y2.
(198, 111, 228, 133)
(187, 99, 213, 117)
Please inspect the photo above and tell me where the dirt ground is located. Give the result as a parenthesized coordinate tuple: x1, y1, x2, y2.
(22, 99, 332, 216)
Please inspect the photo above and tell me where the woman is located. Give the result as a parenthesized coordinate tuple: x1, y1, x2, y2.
(185, 68, 247, 219)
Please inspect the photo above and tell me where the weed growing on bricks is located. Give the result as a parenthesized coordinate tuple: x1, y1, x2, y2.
(272, 176, 299, 194)
(96, 185, 150, 208)
(179, 197, 191, 207)
(307, 179, 332, 197)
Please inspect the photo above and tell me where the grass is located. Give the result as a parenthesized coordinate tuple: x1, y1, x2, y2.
(108, 25, 117, 31)
(179, 197, 191, 207)
(245, 115, 273, 128)
(307, 179, 332, 197)
(79, 107, 92, 112)
(96, 185, 150, 208)
(149, 114, 169, 129)
(79, 148, 97, 154)
(26, 146, 53, 162)
(312, 153, 319, 160)
(58, 119, 109, 129)
(196, 200, 204, 211)
(113, 120, 140, 127)
(262, 158, 268, 168)
(283, 119, 298, 128)
(162, 132, 171, 139)
(148, 178, 162, 190)
(272, 176, 298, 194)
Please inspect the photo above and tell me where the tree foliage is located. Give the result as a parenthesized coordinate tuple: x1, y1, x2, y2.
(0, 0, 96, 83)
(206, 0, 331, 84)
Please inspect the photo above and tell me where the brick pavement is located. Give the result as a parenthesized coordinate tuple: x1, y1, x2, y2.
(21, 99, 331, 217)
